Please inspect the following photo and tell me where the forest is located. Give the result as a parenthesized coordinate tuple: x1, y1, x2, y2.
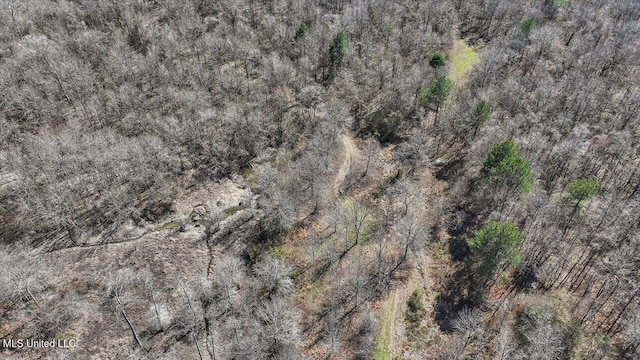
(0, 0, 638, 359)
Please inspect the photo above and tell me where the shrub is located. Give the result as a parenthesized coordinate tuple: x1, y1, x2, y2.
(429, 52, 446, 68)
(406, 289, 426, 325)
(521, 17, 536, 37)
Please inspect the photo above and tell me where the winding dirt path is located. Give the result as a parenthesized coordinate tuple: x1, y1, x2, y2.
(333, 134, 358, 196)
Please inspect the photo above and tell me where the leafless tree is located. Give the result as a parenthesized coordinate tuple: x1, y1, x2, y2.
(253, 297, 303, 359)
(392, 215, 429, 272)
(253, 254, 294, 298)
(493, 327, 517, 360)
(107, 269, 144, 351)
(340, 198, 373, 250)
(0, 248, 47, 305)
(211, 256, 244, 311)
(525, 324, 564, 360)
(452, 307, 484, 350)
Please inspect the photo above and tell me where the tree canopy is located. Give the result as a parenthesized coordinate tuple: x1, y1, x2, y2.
(521, 17, 536, 36)
(481, 140, 534, 193)
(326, 32, 347, 83)
(429, 53, 446, 68)
(470, 101, 491, 134)
(567, 178, 598, 202)
(419, 75, 453, 111)
(467, 221, 523, 281)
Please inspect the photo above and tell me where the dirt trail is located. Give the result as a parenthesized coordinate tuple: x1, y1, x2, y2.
(333, 134, 358, 196)
(388, 288, 400, 356)
(376, 252, 434, 359)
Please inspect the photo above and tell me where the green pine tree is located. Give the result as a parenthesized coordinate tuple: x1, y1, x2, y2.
(467, 221, 523, 281)
(325, 32, 347, 83)
(418, 75, 453, 124)
(482, 140, 534, 193)
(470, 101, 491, 136)
(567, 178, 598, 202)
(521, 17, 536, 37)
(566, 178, 598, 216)
(419, 75, 453, 110)
(294, 22, 309, 40)
(429, 53, 446, 68)
(406, 289, 426, 326)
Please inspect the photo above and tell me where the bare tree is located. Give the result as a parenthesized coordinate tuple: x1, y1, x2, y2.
(253, 254, 294, 298)
(525, 324, 564, 360)
(0, 249, 47, 305)
(253, 297, 303, 359)
(493, 326, 517, 360)
(392, 215, 429, 272)
(107, 269, 144, 351)
(178, 280, 205, 360)
(452, 307, 484, 349)
(322, 307, 343, 358)
(212, 256, 244, 311)
(340, 198, 373, 250)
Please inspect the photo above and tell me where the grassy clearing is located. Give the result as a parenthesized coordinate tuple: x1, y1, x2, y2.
(373, 297, 395, 360)
(448, 40, 479, 83)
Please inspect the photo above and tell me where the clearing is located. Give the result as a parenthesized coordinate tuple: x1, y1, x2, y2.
(448, 39, 479, 84)
(373, 289, 398, 360)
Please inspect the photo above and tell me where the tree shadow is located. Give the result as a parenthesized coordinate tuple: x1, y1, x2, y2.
(513, 263, 537, 291)
(434, 157, 466, 182)
(447, 208, 477, 262)
(448, 237, 471, 262)
(433, 266, 483, 332)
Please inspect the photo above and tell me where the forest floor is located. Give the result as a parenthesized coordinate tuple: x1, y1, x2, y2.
(10, 178, 256, 358)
